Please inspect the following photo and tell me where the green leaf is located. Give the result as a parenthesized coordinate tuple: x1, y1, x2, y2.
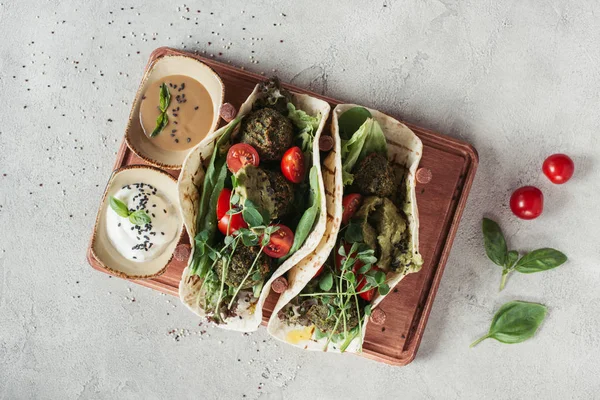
(337, 244, 346, 257)
(356, 263, 370, 274)
(374, 270, 386, 285)
(344, 271, 356, 284)
(109, 196, 130, 218)
(319, 271, 333, 291)
(151, 112, 169, 137)
(340, 118, 387, 185)
(470, 301, 547, 347)
(224, 235, 234, 246)
(482, 218, 508, 267)
(242, 207, 263, 227)
(314, 328, 327, 340)
(338, 106, 372, 140)
(128, 210, 151, 226)
(230, 193, 240, 205)
(344, 220, 363, 243)
(358, 255, 377, 265)
(279, 166, 320, 262)
(252, 280, 264, 298)
(378, 284, 390, 296)
(514, 248, 567, 274)
(506, 250, 519, 268)
(364, 304, 372, 316)
(251, 271, 262, 281)
(159, 83, 171, 112)
(287, 102, 320, 152)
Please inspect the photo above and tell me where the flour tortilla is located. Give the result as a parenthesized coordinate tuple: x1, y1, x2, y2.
(177, 84, 331, 332)
(267, 104, 423, 352)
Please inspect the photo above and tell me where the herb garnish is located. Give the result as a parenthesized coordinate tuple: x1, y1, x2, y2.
(470, 300, 547, 347)
(109, 196, 151, 225)
(482, 218, 567, 290)
(150, 83, 171, 137)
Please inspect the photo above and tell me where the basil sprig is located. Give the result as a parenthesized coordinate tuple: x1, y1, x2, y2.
(470, 301, 547, 347)
(482, 218, 567, 290)
(109, 196, 151, 226)
(150, 83, 171, 137)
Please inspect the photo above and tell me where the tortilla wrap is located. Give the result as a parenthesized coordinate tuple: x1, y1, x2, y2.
(177, 84, 331, 332)
(267, 104, 423, 352)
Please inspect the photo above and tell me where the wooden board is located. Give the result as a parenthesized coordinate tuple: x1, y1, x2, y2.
(87, 47, 478, 366)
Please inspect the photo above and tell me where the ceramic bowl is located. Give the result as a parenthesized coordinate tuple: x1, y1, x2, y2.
(91, 165, 184, 279)
(125, 55, 224, 169)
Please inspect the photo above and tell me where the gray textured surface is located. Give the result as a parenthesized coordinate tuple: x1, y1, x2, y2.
(1, 1, 599, 399)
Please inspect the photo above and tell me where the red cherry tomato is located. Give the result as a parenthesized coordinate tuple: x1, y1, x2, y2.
(510, 186, 544, 220)
(543, 153, 574, 184)
(281, 147, 306, 183)
(226, 143, 260, 173)
(216, 188, 232, 221)
(341, 193, 363, 225)
(263, 224, 294, 258)
(355, 266, 382, 302)
(217, 213, 248, 236)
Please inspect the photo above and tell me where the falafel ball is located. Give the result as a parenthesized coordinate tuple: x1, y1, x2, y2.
(239, 108, 294, 161)
(215, 245, 271, 290)
(264, 169, 294, 219)
(306, 301, 359, 335)
(353, 152, 396, 197)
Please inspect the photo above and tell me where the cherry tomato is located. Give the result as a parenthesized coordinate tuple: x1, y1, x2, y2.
(341, 193, 363, 225)
(216, 188, 232, 220)
(355, 267, 382, 302)
(263, 224, 294, 259)
(543, 153, 574, 184)
(510, 186, 544, 220)
(217, 213, 248, 236)
(280, 147, 306, 183)
(226, 143, 260, 173)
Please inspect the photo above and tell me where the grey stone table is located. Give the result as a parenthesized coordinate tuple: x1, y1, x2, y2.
(1, 1, 598, 399)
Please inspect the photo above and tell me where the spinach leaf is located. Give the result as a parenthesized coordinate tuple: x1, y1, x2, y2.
(482, 217, 508, 267)
(279, 165, 320, 262)
(470, 301, 547, 347)
(338, 107, 371, 140)
(514, 248, 567, 273)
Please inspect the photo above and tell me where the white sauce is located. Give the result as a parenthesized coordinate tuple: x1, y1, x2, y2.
(106, 183, 179, 262)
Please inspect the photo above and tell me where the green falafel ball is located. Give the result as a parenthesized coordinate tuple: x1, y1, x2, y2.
(215, 245, 271, 290)
(353, 152, 396, 197)
(239, 108, 294, 161)
(305, 301, 359, 335)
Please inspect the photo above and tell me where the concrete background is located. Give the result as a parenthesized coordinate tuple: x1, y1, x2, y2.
(1, 0, 599, 399)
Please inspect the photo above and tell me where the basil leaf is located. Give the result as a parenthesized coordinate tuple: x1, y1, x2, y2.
(514, 248, 567, 274)
(344, 220, 363, 243)
(319, 271, 333, 291)
(470, 301, 547, 347)
(482, 218, 508, 267)
(151, 111, 169, 137)
(338, 106, 372, 140)
(506, 250, 519, 268)
(128, 210, 151, 226)
(242, 207, 263, 227)
(159, 83, 171, 112)
(109, 196, 130, 218)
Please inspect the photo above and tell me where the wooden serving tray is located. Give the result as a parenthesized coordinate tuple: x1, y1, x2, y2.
(87, 47, 478, 366)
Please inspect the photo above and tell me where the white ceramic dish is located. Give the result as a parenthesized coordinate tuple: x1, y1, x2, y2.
(91, 165, 184, 279)
(125, 55, 224, 169)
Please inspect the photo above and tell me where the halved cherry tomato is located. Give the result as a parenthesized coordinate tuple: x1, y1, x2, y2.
(281, 146, 306, 183)
(216, 188, 232, 220)
(355, 266, 383, 302)
(217, 213, 248, 236)
(226, 143, 260, 173)
(543, 153, 574, 184)
(341, 193, 363, 225)
(263, 224, 294, 258)
(510, 186, 544, 220)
